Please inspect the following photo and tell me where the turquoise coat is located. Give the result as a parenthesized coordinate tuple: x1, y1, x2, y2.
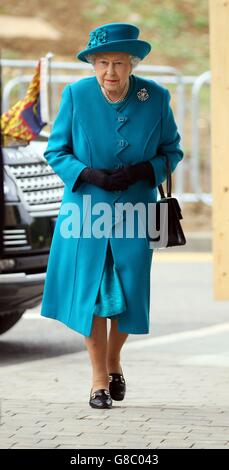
(40, 73, 183, 337)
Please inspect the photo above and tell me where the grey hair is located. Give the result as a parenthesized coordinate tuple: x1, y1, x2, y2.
(85, 53, 141, 69)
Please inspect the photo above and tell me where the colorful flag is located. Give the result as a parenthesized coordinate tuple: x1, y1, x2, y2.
(0, 50, 5, 254)
(1, 59, 48, 142)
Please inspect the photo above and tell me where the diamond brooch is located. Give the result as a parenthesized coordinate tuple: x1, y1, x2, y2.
(137, 88, 149, 101)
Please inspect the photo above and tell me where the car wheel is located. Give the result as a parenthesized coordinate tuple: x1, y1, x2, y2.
(0, 311, 24, 335)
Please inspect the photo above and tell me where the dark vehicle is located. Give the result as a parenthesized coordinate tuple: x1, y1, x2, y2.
(0, 138, 64, 334)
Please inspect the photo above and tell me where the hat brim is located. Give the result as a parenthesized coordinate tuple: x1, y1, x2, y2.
(76, 39, 152, 63)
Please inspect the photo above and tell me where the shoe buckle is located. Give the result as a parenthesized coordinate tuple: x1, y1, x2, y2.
(109, 374, 125, 383)
(91, 389, 110, 399)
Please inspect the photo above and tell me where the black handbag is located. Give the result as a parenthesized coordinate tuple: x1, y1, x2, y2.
(149, 157, 186, 248)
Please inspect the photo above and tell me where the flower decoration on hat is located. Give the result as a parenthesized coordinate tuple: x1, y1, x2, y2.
(87, 28, 108, 48)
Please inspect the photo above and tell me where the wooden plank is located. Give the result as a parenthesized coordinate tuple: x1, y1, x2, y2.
(209, 0, 229, 298)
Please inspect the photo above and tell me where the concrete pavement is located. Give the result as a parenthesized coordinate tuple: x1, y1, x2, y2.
(0, 252, 229, 449)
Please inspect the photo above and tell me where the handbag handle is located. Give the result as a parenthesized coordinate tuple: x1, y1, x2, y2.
(158, 156, 172, 199)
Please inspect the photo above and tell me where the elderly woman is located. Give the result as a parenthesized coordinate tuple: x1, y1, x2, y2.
(40, 22, 183, 409)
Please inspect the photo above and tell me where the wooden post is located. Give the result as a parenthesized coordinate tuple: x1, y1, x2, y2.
(209, 0, 229, 299)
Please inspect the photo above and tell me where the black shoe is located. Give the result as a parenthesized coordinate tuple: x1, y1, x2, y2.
(109, 373, 126, 401)
(89, 388, 112, 409)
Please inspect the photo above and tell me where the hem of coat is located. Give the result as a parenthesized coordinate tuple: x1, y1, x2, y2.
(40, 240, 151, 337)
(40, 311, 150, 336)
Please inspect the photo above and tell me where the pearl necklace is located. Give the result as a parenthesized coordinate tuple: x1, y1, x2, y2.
(101, 77, 130, 104)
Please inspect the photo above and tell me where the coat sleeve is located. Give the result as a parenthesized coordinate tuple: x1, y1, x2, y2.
(148, 88, 184, 188)
(43, 84, 88, 192)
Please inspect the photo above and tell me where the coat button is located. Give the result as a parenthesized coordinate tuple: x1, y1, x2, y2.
(113, 163, 124, 193)
(117, 116, 127, 122)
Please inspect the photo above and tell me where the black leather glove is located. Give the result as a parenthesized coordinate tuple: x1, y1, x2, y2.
(74, 167, 130, 191)
(106, 161, 156, 187)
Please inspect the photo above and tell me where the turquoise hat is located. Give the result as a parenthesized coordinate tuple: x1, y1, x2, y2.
(77, 22, 152, 63)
